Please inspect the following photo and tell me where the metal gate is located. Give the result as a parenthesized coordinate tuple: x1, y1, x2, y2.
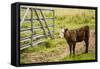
(20, 6, 55, 50)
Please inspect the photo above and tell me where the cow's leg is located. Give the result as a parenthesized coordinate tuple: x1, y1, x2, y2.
(73, 42, 76, 55)
(84, 37, 89, 53)
(84, 30, 89, 53)
(85, 41, 89, 53)
(69, 43, 72, 56)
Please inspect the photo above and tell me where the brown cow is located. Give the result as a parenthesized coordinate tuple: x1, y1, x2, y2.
(64, 26, 89, 56)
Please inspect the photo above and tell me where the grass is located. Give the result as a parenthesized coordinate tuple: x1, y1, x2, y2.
(20, 38, 67, 63)
(61, 53, 95, 61)
(20, 37, 96, 63)
(20, 39, 57, 53)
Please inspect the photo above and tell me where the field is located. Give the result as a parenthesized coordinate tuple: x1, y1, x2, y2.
(20, 7, 96, 64)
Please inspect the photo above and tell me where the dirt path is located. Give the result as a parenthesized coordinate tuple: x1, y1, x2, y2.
(21, 45, 69, 63)
(21, 30, 95, 63)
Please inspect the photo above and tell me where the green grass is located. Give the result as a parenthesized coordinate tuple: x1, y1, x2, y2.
(61, 53, 95, 61)
(20, 39, 57, 53)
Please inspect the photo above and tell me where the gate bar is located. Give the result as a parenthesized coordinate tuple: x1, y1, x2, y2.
(39, 9, 53, 38)
(30, 8, 33, 47)
(20, 8, 29, 25)
(33, 9, 47, 38)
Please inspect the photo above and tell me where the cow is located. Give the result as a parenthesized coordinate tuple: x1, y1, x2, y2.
(64, 26, 89, 56)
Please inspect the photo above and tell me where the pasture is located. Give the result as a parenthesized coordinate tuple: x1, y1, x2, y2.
(20, 7, 96, 64)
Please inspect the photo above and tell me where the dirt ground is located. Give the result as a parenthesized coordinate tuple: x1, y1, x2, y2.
(20, 30, 96, 64)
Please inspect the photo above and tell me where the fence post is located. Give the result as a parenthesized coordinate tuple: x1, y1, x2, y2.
(30, 8, 33, 47)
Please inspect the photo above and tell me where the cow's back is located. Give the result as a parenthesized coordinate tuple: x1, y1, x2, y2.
(76, 26, 89, 42)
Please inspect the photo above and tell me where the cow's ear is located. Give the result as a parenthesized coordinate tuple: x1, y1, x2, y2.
(64, 28, 68, 32)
